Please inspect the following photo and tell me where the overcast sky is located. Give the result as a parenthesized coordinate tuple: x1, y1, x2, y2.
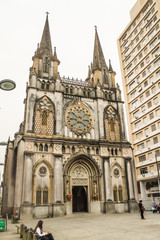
(0, 0, 136, 163)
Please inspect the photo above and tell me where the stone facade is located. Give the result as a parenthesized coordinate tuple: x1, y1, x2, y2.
(1, 15, 138, 219)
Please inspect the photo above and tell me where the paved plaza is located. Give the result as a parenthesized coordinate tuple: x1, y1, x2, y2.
(1, 212, 160, 240)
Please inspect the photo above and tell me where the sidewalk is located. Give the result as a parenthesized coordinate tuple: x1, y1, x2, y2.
(1, 212, 160, 240)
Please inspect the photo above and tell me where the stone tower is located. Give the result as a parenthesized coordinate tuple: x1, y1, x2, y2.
(2, 15, 138, 219)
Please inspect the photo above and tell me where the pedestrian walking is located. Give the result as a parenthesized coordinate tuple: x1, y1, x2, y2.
(34, 220, 54, 240)
(138, 200, 145, 219)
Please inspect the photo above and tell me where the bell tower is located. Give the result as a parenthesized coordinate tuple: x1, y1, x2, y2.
(29, 13, 60, 88)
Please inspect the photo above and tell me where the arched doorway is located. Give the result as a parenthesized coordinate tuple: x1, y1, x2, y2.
(63, 153, 101, 214)
(72, 186, 88, 212)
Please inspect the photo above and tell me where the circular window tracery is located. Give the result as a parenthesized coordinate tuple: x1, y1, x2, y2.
(113, 168, 120, 178)
(39, 166, 47, 176)
(65, 102, 93, 135)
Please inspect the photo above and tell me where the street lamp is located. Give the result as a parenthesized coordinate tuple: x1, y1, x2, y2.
(0, 79, 16, 91)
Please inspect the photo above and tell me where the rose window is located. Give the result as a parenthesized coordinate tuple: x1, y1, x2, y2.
(65, 103, 93, 135)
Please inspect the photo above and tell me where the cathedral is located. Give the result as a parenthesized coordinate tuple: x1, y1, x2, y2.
(2, 14, 138, 219)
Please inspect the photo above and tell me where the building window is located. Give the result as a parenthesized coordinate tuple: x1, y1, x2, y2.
(72, 146, 75, 154)
(153, 137, 158, 144)
(144, 80, 148, 87)
(66, 88, 68, 93)
(140, 95, 144, 102)
(118, 186, 123, 202)
(138, 155, 146, 162)
(146, 140, 151, 148)
(151, 124, 156, 132)
(113, 186, 118, 202)
(133, 110, 140, 118)
(148, 152, 153, 160)
(44, 144, 48, 152)
(36, 187, 41, 205)
(137, 143, 145, 151)
(70, 88, 73, 94)
(151, 86, 156, 94)
(134, 120, 141, 129)
(36, 186, 48, 205)
(149, 112, 154, 120)
(147, 101, 152, 108)
(39, 144, 43, 151)
(142, 70, 146, 77)
(146, 90, 150, 97)
(140, 167, 148, 175)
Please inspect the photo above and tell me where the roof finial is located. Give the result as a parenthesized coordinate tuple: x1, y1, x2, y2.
(46, 11, 49, 16)
(94, 25, 97, 31)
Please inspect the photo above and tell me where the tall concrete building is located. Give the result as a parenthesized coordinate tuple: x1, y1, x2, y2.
(118, 0, 160, 209)
(2, 14, 138, 219)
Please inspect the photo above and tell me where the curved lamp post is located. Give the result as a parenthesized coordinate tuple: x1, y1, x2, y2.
(0, 79, 16, 91)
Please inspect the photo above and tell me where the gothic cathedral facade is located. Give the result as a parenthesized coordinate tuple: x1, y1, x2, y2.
(2, 15, 138, 219)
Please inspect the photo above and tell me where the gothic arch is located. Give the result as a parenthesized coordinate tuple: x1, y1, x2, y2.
(104, 105, 121, 142)
(34, 96, 55, 136)
(33, 159, 53, 176)
(110, 162, 124, 176)
(63, 153, 101, 203)
(33, 159, 53, 205)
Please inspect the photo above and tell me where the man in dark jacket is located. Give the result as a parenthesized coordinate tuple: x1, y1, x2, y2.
(138, 200, 145, 219)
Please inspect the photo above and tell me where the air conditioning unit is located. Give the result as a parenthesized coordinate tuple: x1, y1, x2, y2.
(148, 147, 150, 150)
(146, 135, 148, 137)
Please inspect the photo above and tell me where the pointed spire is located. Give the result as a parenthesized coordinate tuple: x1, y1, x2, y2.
(92, 26, 107, 71)
(52, 47, 60, 64)
(109, 59, 113, 72)
(38, 12, 53, 56)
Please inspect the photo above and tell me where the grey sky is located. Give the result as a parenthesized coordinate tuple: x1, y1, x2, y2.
(0, 0, 136, 163)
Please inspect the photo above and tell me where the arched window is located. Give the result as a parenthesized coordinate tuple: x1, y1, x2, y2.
(113, 186, 118, 202)
(87, 147, 90, 154)
(118, 186, 123, 202)
(72, 146, 75, 154)
(43, 187, 48, 204)
(111, 148, 114, 155)
(39, 144, 43, 151)
(115, 148, 118, 155)
(44, 144, 48, 152)
(62, 145, 65, 154)
(96, 148, 99, 154)
(34, 96, 54, 135)
(36, 186, 41, 205)
(46, 83, 49, 90)
(41, 82, 45, 89)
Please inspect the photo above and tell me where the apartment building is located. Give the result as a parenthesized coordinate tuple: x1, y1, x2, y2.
(117, 0, 160, 208)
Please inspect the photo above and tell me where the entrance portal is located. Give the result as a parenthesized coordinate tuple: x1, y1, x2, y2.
(72, 186, 88, 212)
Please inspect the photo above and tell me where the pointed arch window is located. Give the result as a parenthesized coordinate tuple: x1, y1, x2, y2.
(87, 147, 90, 154)
(113, 186, 118, 202)
(62, 145, 65, 154)
(36, 186, 42, 205)
(72, 146, 75, 154)
(118, 186, 123, 202)
(34, 97, 54, 135)
(104, 106, 120, 142)
(43, 187, 48, 204)
(44, 144, 48, 152)
(39, 144, 43, 151)
(36, 186, 49, 205)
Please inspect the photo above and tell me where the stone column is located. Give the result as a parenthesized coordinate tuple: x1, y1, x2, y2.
(104, 158, 112, 201)
(140, 181, 147, 200)
(23, 154, 33, 204)
(127, 159, 134, 200)
(13, 140, 25, 218)
(54, 155, 63, 202)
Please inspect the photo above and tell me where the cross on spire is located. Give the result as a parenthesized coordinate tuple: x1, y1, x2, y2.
(46, 11, 49, 16)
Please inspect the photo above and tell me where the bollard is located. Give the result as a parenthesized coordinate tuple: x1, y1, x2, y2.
(20, 224, 23, 238)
